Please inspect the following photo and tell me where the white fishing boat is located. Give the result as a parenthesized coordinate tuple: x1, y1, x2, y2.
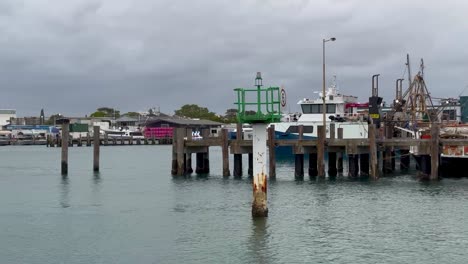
(272, 82, 369, 140)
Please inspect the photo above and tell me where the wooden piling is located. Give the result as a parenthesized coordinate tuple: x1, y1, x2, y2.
(176, 128, 185, 175)
(185, 153, 193, 174)
(430, 124, 439, 180)
(93, 126, 100, 172)
(317, 125, 325, 177)
(268, 125, 276, 178)
(61, 122, 69, 175)
(328, 152, 337, 177)
(248, 153, 253, 177)
(337, 127, 344, 173)
(234, 123, 243, 177)
(360, 154, 369, 176)
(221, 129, 230, 177)
(295, 154, 304, 178)
(308, 153, 318, 177)
(328, 123, 337, 177)
(86, 133, 91, 146)
(348, 154, 359, 178)
(171, 129, 177, 175)
(369, 124, 378, 179)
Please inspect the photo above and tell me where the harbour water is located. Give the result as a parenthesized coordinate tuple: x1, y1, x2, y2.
(1, 146, 468, 263)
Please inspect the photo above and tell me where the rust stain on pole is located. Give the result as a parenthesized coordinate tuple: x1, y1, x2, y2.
(252, 171, 268, 217)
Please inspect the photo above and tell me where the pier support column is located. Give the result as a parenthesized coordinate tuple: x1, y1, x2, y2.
(176, 128, 185, 176)
(328, 152, 337, 177)
(93, 126, 100, 172)
(308, 153, 318, 177)
(369, 124, 378, 179)
(337, 154, 344, 174)
(252, 123, 268, 217)
(360, 153, 369, 176)
(268, 126, 276, 178)
(185, 153, 193, 174)
(400, 149, 410, 171)
(337, 128, 344, 174)
(348, 154, 359, 178)
(233, 154, 243, 177)
(221, 129, 230, 177)
(294, 154, 304, 178)
(248, 153, 253, 177)
(195, 151, 210, 174)
(61, 121, 70, 175)
(234, 123, 243, 178)
(317, 126, 325, 177)
(430, 124, 440, 180)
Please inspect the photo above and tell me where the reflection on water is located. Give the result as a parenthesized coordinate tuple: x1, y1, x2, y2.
(248, 218, 271, 264)
(60, 176, 70, 208)
(93, 171, 101, 185)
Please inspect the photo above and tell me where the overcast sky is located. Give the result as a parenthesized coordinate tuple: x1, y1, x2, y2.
(1, 0, 467, 117)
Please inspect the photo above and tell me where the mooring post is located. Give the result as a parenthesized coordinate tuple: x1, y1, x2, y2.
(221, 129, 230, 176)
(317, 125, 325, 177)
(337, 127, 344, 173)
(430, 123, 439, 180)
(252, 123, 268, 217)
(307, 124, 318, 178)
(202, 129, 210, 173)
(268, 125, 276, 178)
(234, 123, 243, 177)
(369, 124, 378, 179)
(176, 128, 185, 176)
(328, 123, 337, 177)
(171, 129, 177, 175)
(61, 121, 70, 175)
(295, 125, 304, 178)
(93, 126, 100, 172)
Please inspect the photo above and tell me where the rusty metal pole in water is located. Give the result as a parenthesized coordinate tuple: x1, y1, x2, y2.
(252, 123, 268, 217)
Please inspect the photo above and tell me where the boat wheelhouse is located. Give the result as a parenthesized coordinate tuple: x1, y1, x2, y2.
(273, 83, 369, 140)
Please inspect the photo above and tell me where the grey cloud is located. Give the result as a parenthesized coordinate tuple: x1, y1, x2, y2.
(0, 0, 467, 117)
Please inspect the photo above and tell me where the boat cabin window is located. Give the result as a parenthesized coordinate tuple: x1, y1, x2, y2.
(285, 125, 313, 134)
(301, 104, 336, 114)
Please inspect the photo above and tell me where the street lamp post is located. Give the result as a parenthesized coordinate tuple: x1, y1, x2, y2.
(320, 37, 336, 177)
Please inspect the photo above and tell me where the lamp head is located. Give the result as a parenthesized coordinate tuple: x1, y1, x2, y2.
(330, 37, 336, 41)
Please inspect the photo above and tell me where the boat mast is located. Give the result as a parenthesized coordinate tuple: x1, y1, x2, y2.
(406, 54, 412, 89)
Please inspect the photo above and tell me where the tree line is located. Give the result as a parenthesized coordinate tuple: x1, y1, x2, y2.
(84, 104, 243, 124)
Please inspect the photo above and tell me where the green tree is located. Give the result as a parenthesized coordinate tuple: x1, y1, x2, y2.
(175, 104, 222, 122)
(224, 108, 238, 123)
(90, 107, 120, 118)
